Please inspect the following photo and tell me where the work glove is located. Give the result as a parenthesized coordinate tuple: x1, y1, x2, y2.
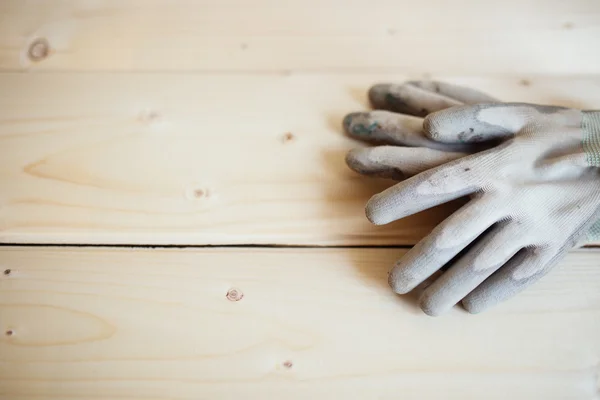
(343, 82, 600, 315)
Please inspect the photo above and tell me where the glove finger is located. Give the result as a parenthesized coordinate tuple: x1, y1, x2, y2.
(343, 110, 427, 145)
(461, 247, 562, 314)
(345, 146, 466, 180)
(404, 81, 499, 104)
(368, 81, 498, 117)
(366, 155, 485, 225)
(424, 103, 574, 144)
(368, 82, 464, 117)
(388, 196, 504, 294)
(418, 221, 525, 316)
(342, 110, 473, 152)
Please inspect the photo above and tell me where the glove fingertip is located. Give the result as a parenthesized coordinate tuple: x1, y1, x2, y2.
(418, 290, 447, 317)
(344, 148, 368, 174)
(388, 269, 412, 295)
(342, 112, 360, 133)
(460, 297, 486, 314)
(365, 194, 392, 225)
(368, 83, 393, 109)
(344, 147, 360, 165)
(422, 112, 443, 141)
(419, 301, 443, 317)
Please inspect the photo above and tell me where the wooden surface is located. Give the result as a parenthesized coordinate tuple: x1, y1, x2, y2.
(1, 74, 600, 245)
(1, 247, 600, 400)
(1, 1, 600, 399)
(0, 0, 599, 74)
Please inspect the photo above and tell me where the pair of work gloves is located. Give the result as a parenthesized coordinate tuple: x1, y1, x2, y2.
(343, 81, 600, 315)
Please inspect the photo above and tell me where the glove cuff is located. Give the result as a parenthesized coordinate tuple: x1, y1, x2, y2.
(587, 219, 600, 242)
(582, 111, 600, 166)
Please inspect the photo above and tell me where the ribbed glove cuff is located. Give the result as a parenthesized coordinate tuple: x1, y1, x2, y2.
(583, 111, 600, 166)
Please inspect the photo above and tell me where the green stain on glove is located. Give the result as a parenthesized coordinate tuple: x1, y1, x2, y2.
(351, 122, 380, 136)
(342, 112, 381, 137)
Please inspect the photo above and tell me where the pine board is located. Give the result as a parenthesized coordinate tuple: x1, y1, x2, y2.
(0, 0, 599, 74)
(1, 247, 600, 399)
(2, 73, 600, 245)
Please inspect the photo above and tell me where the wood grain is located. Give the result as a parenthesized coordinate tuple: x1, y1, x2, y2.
(1, 73, 600, 245)
(0, 0, 599, 74)
(1, 246, 599, 399)
(1, 2, 599, 400)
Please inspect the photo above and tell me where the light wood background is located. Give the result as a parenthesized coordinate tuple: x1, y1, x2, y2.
(2, 247, 600, 399)
(1, 1, 600, 399)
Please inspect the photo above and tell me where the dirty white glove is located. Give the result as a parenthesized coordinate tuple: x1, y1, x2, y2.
(343, 81, 600, 315)
(365, 102, 600, 315)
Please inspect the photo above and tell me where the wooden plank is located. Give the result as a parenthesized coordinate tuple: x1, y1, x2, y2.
(0, 247, 599, 399)
(2, 73, 600, 245)
(0, 0, 599, 74)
